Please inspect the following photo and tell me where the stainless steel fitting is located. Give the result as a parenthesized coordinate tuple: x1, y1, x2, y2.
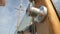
(26, 0, 47, 23)
(26, 5, 47, 23)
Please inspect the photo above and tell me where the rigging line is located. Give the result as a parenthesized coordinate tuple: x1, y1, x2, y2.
(14, 0, 23, 34)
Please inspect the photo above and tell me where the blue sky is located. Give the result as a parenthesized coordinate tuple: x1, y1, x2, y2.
(0, 0, 29, 34)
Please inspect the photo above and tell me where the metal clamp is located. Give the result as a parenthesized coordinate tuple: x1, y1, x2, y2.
(26, 1, 47, 23)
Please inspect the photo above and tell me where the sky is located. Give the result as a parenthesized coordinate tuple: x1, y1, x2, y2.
(0, 0, 29, 34)
(52, 0, 60, 17)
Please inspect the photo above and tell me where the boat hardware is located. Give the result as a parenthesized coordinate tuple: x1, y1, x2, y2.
(16, 0, 47, 34)
(26, 0, 47, 23)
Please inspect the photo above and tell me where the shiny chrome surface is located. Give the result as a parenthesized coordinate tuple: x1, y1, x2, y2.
(18, 15, 32, 31)
(26, 5, 47, 23)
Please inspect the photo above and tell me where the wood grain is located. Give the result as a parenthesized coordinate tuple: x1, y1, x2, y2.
(35, 0, 60, 34)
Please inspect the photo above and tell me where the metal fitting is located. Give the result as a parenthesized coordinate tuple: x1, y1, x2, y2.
(26, 5, 47, 23)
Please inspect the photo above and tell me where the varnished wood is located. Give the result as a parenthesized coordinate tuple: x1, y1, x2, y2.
(35, 0, 60, 34)
(45, 0, 60, 34)
(0, 0, 5, 6)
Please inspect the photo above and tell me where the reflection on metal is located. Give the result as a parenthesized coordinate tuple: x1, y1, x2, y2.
(17, 14, 33, 33)
(17, 31, 23, 34)
(31, 23, 36, 34)
(26, 1, 47, 23)
(18, 14, 32, 31)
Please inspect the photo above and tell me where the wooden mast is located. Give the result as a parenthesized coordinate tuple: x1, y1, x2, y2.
(35, 0, 60, 34)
